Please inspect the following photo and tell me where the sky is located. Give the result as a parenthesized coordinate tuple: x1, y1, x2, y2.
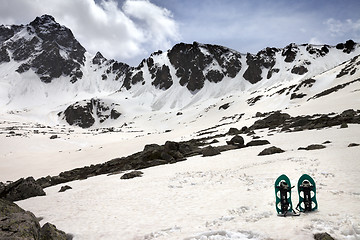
(1, 0, 360, 66)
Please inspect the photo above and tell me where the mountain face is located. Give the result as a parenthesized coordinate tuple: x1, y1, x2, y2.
(0, 15, 360, 128)
(0, 15, 85, 83)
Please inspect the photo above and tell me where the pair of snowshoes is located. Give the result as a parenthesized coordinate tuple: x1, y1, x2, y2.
(275, 174, 318, 217)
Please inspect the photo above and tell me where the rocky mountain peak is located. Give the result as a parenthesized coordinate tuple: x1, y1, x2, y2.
(30, 14, 56, 26)
(0, 14, 86, 83)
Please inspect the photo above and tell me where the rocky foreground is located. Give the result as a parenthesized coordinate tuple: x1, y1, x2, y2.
(0, 198, 72, 240)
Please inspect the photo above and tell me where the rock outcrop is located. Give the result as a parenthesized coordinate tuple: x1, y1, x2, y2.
(0, 199, 71, 240)
(0, 177, 45, 201)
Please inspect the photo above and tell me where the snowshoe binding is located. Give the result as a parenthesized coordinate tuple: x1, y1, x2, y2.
(275, 174, 299, 216)
(296, 174, 318, 212)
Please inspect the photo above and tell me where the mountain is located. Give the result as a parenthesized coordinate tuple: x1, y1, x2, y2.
(0, 15, 359, 128)
(1, 15, 360, 240)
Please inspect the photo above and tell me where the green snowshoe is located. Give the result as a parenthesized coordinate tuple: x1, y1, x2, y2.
(275, 174, 299, 216)
(297, 174, 318, 212)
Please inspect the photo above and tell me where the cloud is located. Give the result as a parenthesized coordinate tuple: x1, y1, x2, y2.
(324, 18, 360, 37)
(0, 0, 180, 65)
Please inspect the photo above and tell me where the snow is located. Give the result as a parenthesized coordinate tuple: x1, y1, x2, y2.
(1, 38, 360, 239)
(13, 126, 360, 240)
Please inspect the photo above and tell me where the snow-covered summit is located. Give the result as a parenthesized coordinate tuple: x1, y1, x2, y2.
(1, 15, 360, 128)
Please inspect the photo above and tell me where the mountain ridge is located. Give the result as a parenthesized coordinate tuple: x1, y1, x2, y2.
(0, 15, 359, 128)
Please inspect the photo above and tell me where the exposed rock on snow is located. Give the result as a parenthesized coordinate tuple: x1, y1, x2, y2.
(58, 98, 121, 128)
(258, 146, 285, 156)
(58, 185, 72, 192)
(2, 15, 86, 83)
(167, 42, 242, 91)
(0, 177, 45, 201)
(348, 143, 359, 147)
(0, 198, 71, 240)
(313, 232, 335, 240)
(298, 144, 326, 151)
(226, 135, 245, 147)
(35, 140, 202, 188)
(247, 110, 360, 132)
(227, 127, 241, 135)
(245, 139, 270, 147)
(120, 170, 144, 179)
(202, 146, 221, 157)
(250, 111, 291, 130)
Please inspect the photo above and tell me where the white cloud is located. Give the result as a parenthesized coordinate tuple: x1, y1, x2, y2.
(0, 0, 180, 65)
(309, 37, 323, 45)
(325, 18, 360, 37)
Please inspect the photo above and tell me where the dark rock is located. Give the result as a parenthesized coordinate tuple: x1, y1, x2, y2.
(110, 109, 121, 119)
(340, 122, 348, 128)
(251, 111, 291, 130)
(0, 198, 71, 240)
(0, 177, 45, 201)
(177, 112, 183, 116)
(282, 43, 298, 62)
(310, 79, 360, 100)
(59, 185, 72, 192)
(120, 170, 143, 179)
(59, 98, 121, 128)
(226, 135, 244, 147)
(227, 128, 241, 135)
(219, 103, 231, 110)
(0, 198, 41, 239)
(322, 141, 331, 144)
(92, 52, 106, 65)
(348, 143, 359, 147)
(243, 47, 278, 83)
(202, 146, 221, 157)
(337, 55, 359, 78)
(5, 15, 87, 83)
(267, 68, 280, 79)
(164, 141, 180, 151)
(150, 63, 173, 90)
(258, 146, 285, 156)
(50, 135, 58, 139)
(40, 222, 71, 240)
(313, 232, 335, 240)
(247, 95, 263, 106)
(298, 144, 326, 151)
(167, 42, 242, 92)
(290, 93, 306, 99)
(341, 109, 356, 117)
(246, 140, 270, 147)
(291, 65, 308, 75)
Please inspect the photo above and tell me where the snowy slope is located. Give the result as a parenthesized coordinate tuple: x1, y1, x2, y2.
(1, 15, 360, 240)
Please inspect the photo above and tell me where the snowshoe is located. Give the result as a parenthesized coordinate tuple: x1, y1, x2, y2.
(275, 174, 299, 216)
(297, 174, 318, 212)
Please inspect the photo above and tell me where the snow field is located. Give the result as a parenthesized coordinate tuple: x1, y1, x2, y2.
(16, 125, 360, 240)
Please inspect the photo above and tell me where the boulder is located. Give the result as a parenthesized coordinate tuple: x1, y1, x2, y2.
(227, 128, 241, 135)
(50, 135, 58, 139)
(120, 171, 143, 179)
(0, 177, 45, 201)
(59, 185, 72, 192)
(226, 135, 244, 147)
(0, 199, 71, 240)
(251, 111, 291, 130)
(313, 232, 335, 240)
(348, 143, 359, 147)
(298, 144, 326, 151)
(258, 146, 285, 156)
(202, 146, 221, 157)
(40, 223, 71, 240)
(246, 139, 270, 147)
(0, 198, 40, 239)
